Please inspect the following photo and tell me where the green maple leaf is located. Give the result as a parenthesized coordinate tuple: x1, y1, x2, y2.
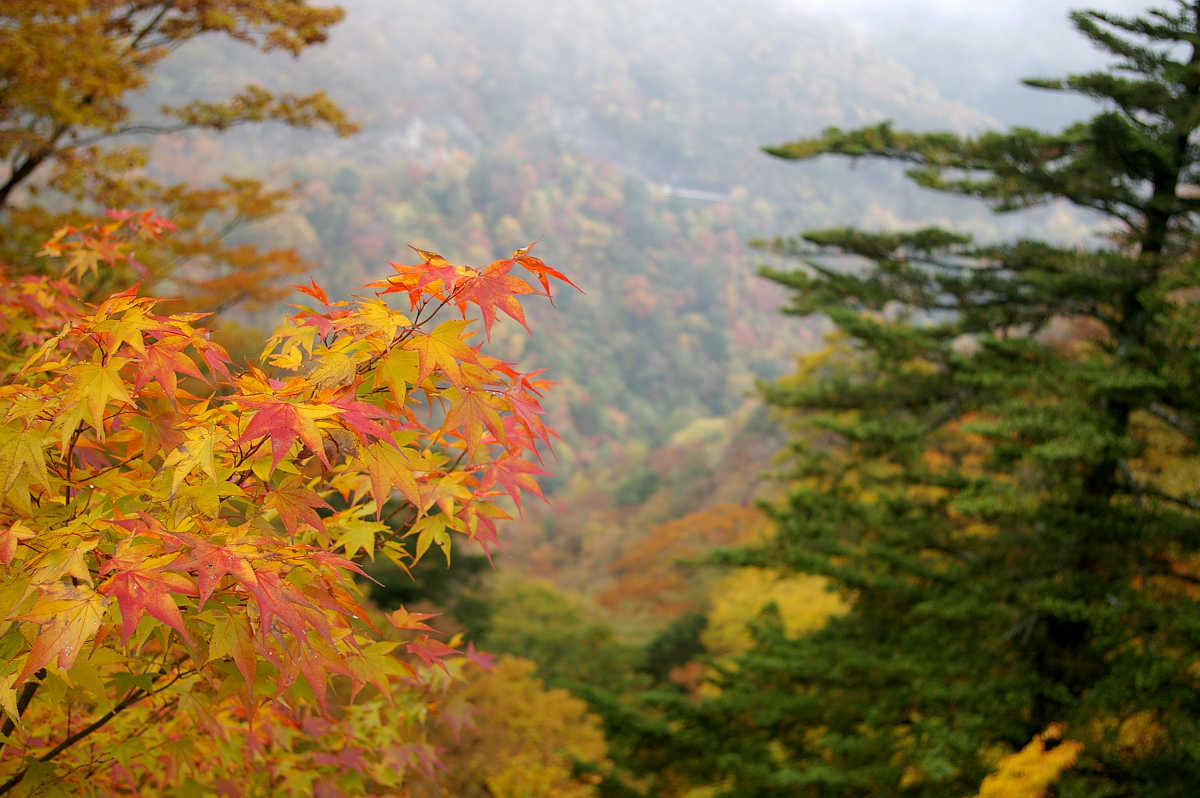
(61, 357, 135, 441)
(402, 319, 478, 385)
(332, 512, 386, 561)
(0, 424, 51, 513)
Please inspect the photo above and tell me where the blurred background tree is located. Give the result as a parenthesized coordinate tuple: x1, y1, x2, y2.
(0, 0, 357, 310)
(630, 3, 1200, 795)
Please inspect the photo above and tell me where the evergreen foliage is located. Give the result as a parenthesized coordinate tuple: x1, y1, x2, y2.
(664, 3, 1200, 795)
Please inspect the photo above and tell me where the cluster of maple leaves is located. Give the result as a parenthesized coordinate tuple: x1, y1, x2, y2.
(0, 210, 576, 794)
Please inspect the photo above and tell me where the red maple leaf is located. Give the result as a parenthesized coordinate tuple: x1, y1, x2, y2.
(454, 260, 537, 338)
(406, 635, 458, 672)
(511, 242, 582, 298)
(100, 566, 196, 645)
(135, 340, 206, 404)
(268, 483, 331, 537)
(330, 393, 392, 443)
(236, 397, 329, 472)
(464, 641, 496, 673)
(293, 277, 330, 306)
(482, 456, 548, 511)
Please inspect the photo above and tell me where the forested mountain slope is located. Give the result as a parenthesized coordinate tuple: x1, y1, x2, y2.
(142, 0, 1105, 583)
(146, 0, 1007, 451)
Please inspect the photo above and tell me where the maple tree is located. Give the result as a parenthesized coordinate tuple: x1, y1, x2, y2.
(0, 0, 357, 311)
(597, 503, 768, 621)
(414, 656, 610, 798)
(0, 210, 576, 794)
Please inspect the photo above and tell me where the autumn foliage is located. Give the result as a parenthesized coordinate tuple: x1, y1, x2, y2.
(0, 0, 357, 313)
(0, 211, 575, 794)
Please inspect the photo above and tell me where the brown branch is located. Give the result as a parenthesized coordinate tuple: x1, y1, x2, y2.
(0, 665, 191, 795)
(0, 670, 45, 759)
(0, 124, 67, 209)
(1146, 402, 1197, 441)
(1129, 484, 1200, 513)
(125, 2, 175, 53)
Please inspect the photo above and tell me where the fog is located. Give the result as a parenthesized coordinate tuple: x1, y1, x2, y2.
(796, 0, 1169, 127)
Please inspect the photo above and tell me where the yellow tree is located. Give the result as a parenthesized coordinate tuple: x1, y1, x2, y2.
(0, 0, 357, 310)
(418, 656, 611, 798)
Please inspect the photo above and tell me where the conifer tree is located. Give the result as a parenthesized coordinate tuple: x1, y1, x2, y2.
(661, 3, 1200, 796)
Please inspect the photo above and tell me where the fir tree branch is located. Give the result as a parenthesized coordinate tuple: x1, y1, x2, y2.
(1126, 483, 1200, 513)
(1146, 402, 1197, 440)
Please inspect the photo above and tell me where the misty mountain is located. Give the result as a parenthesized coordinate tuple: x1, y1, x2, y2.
(146, 0, 1106, 465)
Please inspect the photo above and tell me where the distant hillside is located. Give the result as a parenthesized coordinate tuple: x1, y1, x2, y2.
(143, 0, 1101, 474)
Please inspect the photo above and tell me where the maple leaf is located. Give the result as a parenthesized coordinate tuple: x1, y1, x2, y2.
(196, 338, 233, 382)
(296, 633, 355, 713)
(341, 296, 409, 340)
(370, 249, 462, 308)
(441, 387, 505, 456)
(410, 515, 452, 566)
(308, 338, 363, 388)
(330, 393, 392, 444)
(293, 277, 330, 306)
(134, 339, 206, 404)
(100, 564, 196, 645)
(512, 242, 583, 298)
(124, 406, 188, 460)
(64, 246, 102, 280)
(92, 293, 156, 356)
(60, 357, 136, 440)
(209, 610, 258, 687)
(505, 375, 555, 450)
(463, 641, 496, 673)
(238, 565, 321, 643)
(309, 549, 372, 581)
(372, 348, 419, 406)
(424, 471, 473, 520)
(402, 319, 479, 385)
(387, 606, 439, 633)
(17, 583, 110, 683)
(236, 396, 337, 472)
(332, 512, 387, 560)
(465, 509, 500, 565)
(482, 456, 549, 512)
(173, 537, 259, 610)
(0, 521, 34, 568)
(358, 439, 422, 516)
(406, 635, 459, 672)
(0, 424, 52, 512)
(160, 426, 221, 496)
(268, 481, 331, 537)
(455, 260, 537, 338)
(407, 247, 463, 296)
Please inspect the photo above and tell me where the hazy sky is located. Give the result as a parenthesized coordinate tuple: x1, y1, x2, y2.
(796, 0, 1166, 126)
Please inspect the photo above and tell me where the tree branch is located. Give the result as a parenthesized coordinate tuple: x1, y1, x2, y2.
(0, 128, 64, 209)
(0, 665, 191, 795)
(125, 2, 175, 53)
(0, 670, 45, 759)
(1128, 483, 1200, 512)
(1146, 402, 1197, 440)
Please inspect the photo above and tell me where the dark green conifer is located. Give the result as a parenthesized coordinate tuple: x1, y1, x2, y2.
(666, 4, 1200, 795)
